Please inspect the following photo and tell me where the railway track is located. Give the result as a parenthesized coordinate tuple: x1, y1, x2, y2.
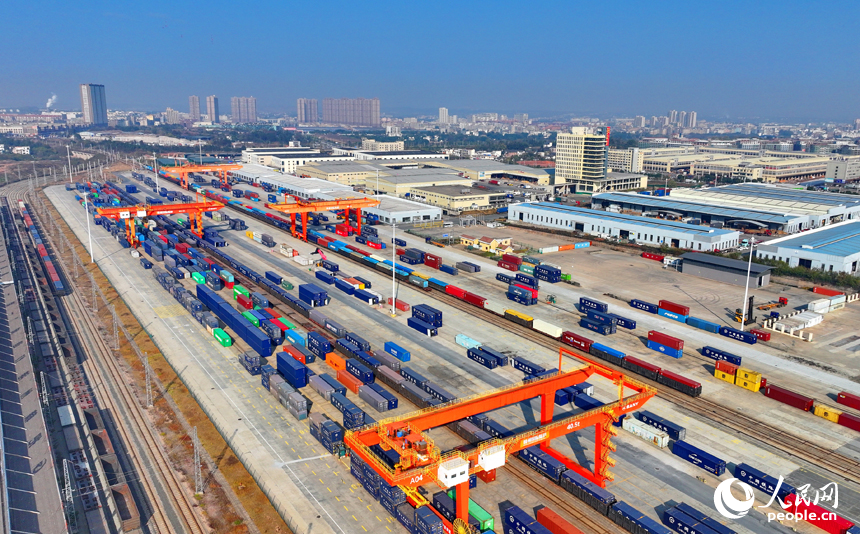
(8, 185, 209, 534)
(430, 290, 860, 484)
(505, 461, 623, 534)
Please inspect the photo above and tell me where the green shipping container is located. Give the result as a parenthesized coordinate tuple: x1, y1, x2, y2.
(233, 285, 250, 300)
(561, 273, 572, 281)
(518, 263, 535, 274)
(191, 272, 205, 284)
(213, 328, 232, 347)
(277, 317, 296, 330)
(445, 491, 494, 531)
(281, 280, 294, 290)
(242, 311, 259, 327)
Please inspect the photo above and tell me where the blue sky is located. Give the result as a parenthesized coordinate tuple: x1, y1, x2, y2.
(4, 0, 859, 121)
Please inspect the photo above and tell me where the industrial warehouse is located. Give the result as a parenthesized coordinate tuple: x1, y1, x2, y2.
(593, 184, 860, 234)
(756, 220, 860, 274)
(507, 202, 740, 251)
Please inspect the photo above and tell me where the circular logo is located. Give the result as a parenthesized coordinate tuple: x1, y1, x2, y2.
(714, 478, 755, 519)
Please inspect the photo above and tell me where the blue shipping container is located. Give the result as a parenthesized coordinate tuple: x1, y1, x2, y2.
(384, 341, 410, 362)
(647, 339, 683, 358)
(580, 297, 609, 313)
(686, 316, 721, 333)
(657, 308, 688, 322)
(701, 346, 742, 366)
(719, 326, 757, 345)
(671, 440, 726, 476)
(637, 411, 686, 441)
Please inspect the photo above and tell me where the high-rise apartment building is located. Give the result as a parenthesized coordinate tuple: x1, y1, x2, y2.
(688, 111, 697, 128)
(297, 98, 319, 123)
(189, 95, 200, 121)
(163, 108, 180, 124)
(668, 110, 678, 125)
(678, 111, 687, 129)
(633, 116, 646, 128)
(438, 107, 449, 124)
(555, 127, 609, 192)
(322, 98, 380, 127)
(206, 95, 220, 123)
(79, 84, 108, 125)
(231, 96, 257, 123)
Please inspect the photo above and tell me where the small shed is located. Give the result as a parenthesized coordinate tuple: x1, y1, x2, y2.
(679, 253, 773, 287)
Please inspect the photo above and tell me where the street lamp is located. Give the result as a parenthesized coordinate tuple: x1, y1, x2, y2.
(390, 215, 397, 317)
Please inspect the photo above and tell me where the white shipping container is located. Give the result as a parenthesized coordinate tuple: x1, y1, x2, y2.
(533, 319, 563, 338)
(622, 417, 669, 448)
(293, 255, 313, 266)
(484, 300, 506, 315)
(130, 249, 140, 258)
(829, 294, 847, 305)
(369, 254, 386, 262)
(807, 299, 831, 312)
(830, 302, 846, 312)
(539, 246, 559, 253)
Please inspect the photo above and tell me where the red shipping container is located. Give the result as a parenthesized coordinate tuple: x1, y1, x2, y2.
(502, 253, 523, 266)
(387, 298, 410, 311)
(445, 285, 467, 298)
(237, 294, 253, 309)
(264, 307, 281, 319)
(497, 260, 517, 271)
(536, 506, 586, 534)
(336, 228, 348, 236)
(284, 345, 307, 364)
(749, 329, 771, 342)
(463, 292, 487, 308)
(659, 369, 701, 390)
(715, 360, 738, 374)
(512, 283, 538, 299)
(658, 300, 690, 316)
(424, 254, 441, 269)
(813, 287, 844, 297)
(763, 385, 814, 411)
(648, 330, 684, 350)
(396, 248, 406, 255)
(202, 258, 215, 267)
(337, 369, 363, 394)
(838, 412, 860, 432)
(175, 243, 189, 253)
(476, 469, 496, 483)
(837, 391, 860, 411)
(272, 321, 291, 333)
(642, 252, 665, 261)
(760, 377, 767, 388)
(562, 331, 593, 352)
(784, 493, 854, 534)
(625, 356, 661, 374)
(224, 281, 234, 289)
(158, 235, 168, 242)
(368, 242, 382, 250)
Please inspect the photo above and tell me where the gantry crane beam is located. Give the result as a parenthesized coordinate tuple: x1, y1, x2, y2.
(96, 201, 224, 247)
(160, 164, 242, 190)
(345, 350, 656, 524)
(266, 196, 380, 242)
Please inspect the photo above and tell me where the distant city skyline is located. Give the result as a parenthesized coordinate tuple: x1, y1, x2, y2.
(5, 2, 860, 122)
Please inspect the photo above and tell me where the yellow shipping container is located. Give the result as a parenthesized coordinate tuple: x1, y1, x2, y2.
(714, 370, 735, 384)
(736, 378, 761, 393)
(245, 230, 254, 238)
(814, 404, 842, 423)
(736, 368, 762, 383)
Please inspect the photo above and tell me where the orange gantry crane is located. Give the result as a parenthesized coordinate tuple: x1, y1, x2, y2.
(96, 201, 224, 247)
(266, 195, 381, 241)
(159, 164, 243, 190)
(345, 348, 656, 526)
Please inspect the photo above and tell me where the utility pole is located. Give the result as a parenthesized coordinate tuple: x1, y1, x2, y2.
(390, 217, 397, 317)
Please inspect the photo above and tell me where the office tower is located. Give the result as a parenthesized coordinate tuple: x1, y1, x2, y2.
(297, 98, 319, 123)
(650, 116, 659, 127)
(855, 119, 860, 130)
(206, 95, 220, 123)
(321, 98, 380, 127)
(189, 95, 200, 121)
(555, 126, 609, 192)
(79, 84, 108, 125)
(668, 110, 678, 125)
(634, 116, 646, 128)
(438, 107, 449, 124)
(678, 111, 687, 128)
(688, 111, 697, 128)
(231, 96, 257, 123)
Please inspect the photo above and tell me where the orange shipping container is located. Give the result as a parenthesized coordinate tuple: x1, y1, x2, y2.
(558, 244, 577, 251)
(326, 352, 346, 372)
(337, 369, 363, 394)
(715, 360, 738, 375)
(264, 307, 281, 319)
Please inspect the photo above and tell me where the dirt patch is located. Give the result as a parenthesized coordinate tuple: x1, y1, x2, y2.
(38, 183, 290, 534)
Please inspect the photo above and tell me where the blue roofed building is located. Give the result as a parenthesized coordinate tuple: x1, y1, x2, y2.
(508, 202, 741, 251)
(756, 220, 860, 274)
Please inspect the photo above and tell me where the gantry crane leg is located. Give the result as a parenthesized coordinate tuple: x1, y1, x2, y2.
(455, 479, 470, 523)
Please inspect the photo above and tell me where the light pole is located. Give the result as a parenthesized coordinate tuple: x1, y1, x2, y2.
(740, 236, 755, 331)
(390, 216, 397, 317)
(153, 151, 159, 193)
(66, 145, 73, 183)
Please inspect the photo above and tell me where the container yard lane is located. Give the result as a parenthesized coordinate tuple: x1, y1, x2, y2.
(102, 173, 860, 532)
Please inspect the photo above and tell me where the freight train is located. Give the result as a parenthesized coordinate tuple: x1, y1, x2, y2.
(17, 200, 71, 296)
